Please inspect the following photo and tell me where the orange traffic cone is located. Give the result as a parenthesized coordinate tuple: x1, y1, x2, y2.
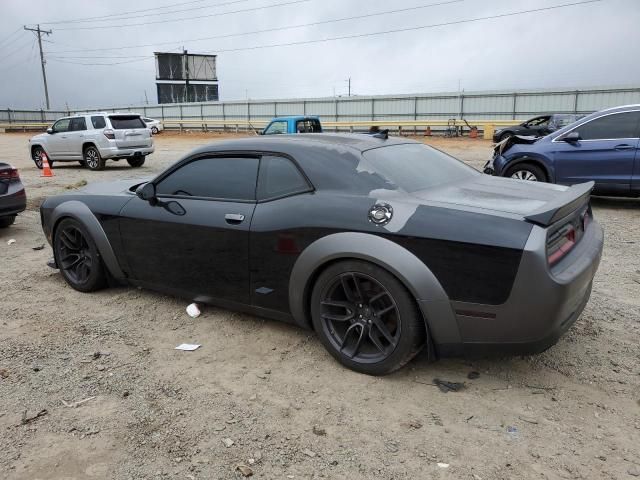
(41, 152, 54, 177)
(469, 126, 478, 139)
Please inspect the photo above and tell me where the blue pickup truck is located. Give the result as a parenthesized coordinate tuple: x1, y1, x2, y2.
(261, 116, 323, 135)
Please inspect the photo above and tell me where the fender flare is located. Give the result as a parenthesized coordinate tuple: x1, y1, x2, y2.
(505, 155, 554, 182)
(50, 200, 125, 280)
(288, 232, 461, 345)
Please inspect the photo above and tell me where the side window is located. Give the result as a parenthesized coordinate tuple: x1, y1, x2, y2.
(91, 116, 106, 129)
(574, 111, 640, 140)
(156, 156, 259, 200)
(263, 121, 287, 135)
(69, 117, 87, 131)
(257, 155, 310, 200)
(52, 118, 71, 133)
(295, 119, 321, 133)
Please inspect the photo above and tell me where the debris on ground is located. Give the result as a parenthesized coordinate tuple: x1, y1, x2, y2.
(20, 409, 48, 425)
(433, 378, 465, 393)
(32, 244, 45, 250)
(186, 303, 201, 318)
(312, 425, 326, 436)
(7, 239, 16, 246)
(61, 396, 96, 408)
(437, 463, 450, 468)
(222, 438, 234, 448)
(628, 465, 640, 477)
(236, 464, 253, 477)
(518, 415, 539, 425)
(467, 371, 480, 380)
(64, 179, 88, 190)
(506, 425, 519, 440)
(0, 369, 8, 379)
(302, 448, 316, 457)
(175, 343, 201, 351)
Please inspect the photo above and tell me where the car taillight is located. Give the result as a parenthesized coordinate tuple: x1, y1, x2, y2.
(104, 128, 115, 140)
(547, 223, 578, 266)
(0, 167, 19, 180)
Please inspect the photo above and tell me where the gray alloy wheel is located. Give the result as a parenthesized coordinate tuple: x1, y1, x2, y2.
(151, 126, 159, 134)
(32, 147, 44, 169)
(84, 146, 104, 171)
(510, 170, 538, 181)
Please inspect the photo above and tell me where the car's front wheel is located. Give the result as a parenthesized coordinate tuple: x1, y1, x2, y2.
(311, 260, 425, 375)
(53, 218, 107, 292)
(0, 215, 16, 228)
(127, 157, 145, 168)
(506, 162, 546, 182)
(84, 145, 105, 171)
(32, 147, 46, 169)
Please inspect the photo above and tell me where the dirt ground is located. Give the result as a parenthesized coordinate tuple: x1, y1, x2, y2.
(1, 132, 639, 480)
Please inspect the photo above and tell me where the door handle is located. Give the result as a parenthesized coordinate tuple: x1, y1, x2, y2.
(614, 144, 634, 150)
(225, 213, 245, 224)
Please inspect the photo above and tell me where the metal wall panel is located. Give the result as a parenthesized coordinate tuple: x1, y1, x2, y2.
(417, 96, 460, 116)
(463, 95, 513, 115)
(577, 90, 640, 111)
(515, 93, 575, 114)
(249, 102, 276, 117)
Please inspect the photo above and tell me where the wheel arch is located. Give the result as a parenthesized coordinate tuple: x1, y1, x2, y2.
(289, 232, 461, 346)
(82, 141, 98, 152)
(504, 155, 553, 182)
(50, 200, 125, 281)
(31, 143, 48, 157)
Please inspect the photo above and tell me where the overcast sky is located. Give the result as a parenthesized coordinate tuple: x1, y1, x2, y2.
(0, 0, 638, 109)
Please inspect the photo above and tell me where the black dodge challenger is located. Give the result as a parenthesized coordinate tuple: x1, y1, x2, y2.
(40, 134, 603, 375)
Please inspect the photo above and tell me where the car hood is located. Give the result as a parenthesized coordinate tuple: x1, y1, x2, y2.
(408, 174, 569, 217)
(79, 178, 151, 195)
(30, 132, 48, 142)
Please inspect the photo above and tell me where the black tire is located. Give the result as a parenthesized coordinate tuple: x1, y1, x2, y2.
(151, 126, 159, 135)
(0, 216, 16, 228)
(83, 145, 105, 171)
(505, 162, 547, 182)
(498, 131, 513, 142)
(127, 157, 145, 168)
(32, 146, 45, 169)
(53, 218, 107, 292)
(310, 260, 426, 375)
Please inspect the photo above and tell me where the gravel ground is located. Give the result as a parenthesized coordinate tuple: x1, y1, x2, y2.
(1, 132, 639, 480)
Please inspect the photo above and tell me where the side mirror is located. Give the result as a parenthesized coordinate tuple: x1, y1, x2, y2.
(46, 128, 54, 134)
(562, 131, 580, 142)
(136, 182, 157, 203)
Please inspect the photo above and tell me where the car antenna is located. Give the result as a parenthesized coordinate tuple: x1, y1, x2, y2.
(372, 129, 389, 140)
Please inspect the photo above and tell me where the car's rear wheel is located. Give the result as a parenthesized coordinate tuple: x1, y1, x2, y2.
(506, 162, 546, 182)
(0, 215, 16, 228)
(498, 131, 513, 142)
(127, 157, 145, 168)
(310, 260, 425, 375)
(32, 147, 46, 169)
(151, 126, 159, 135)
(53, 218, 107, 292)
(84, 146, 105, 171)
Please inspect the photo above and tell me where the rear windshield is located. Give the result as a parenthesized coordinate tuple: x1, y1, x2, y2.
(109, 115, 146, 129)
(359, 144, 477, 193)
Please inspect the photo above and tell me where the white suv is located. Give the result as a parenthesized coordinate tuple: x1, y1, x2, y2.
(29, 112, 154, 171)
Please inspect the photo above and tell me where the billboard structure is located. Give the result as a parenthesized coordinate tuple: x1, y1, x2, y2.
(155, 51, 219, 104)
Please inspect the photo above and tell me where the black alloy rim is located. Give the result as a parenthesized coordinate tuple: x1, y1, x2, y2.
(320, 272, 401, 363)
(57, 226, 93, 284)
(33, 149, 43, 168)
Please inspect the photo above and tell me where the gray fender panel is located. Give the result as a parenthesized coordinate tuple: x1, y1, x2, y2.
(51, 200, 125, 280)
(288, 232, 460, 345)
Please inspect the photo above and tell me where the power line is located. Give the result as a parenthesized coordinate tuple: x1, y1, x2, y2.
(42, 0, 251, 25)
(208, 0, 604, 54)
(48, 0, 464, 54)
(0, 27, 23, 48)
(0, 30, 27, 51)
(54, 0, 313, 31)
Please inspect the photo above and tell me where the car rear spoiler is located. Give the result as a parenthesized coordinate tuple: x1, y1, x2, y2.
(524, 181, 594, 226)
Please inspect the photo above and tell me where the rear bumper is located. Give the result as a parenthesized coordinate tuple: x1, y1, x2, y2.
(439, 218, 603, 357)
(99, 145, 154, 159)
(0, 184, 27, 217)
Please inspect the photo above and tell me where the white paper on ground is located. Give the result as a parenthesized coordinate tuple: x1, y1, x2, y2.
(175, 343, 201, 351)
(186, 303, 201, 318)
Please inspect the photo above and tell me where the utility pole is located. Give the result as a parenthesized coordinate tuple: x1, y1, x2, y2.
(183, 48, 190, 103)
(348, 77, 351, 97)
(24, 24, 52, 109)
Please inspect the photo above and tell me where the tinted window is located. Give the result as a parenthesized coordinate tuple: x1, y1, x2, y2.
(264, 121, 287, 135)
(575, 111, 640, 140)
(52, 118, 71, 133)
(69, 117, 87, 131)
(157, 156, 259, 200)
(109, 115, 146, 129)
(359, 144, 477, 193)
(296, 119, 321, 133)
(91, 116, 106, 129)
(258, 156, 310, 200)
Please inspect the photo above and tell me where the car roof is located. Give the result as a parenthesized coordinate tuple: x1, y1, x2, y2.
(189, 133, 418, 157)
(270, 116, 320, 121)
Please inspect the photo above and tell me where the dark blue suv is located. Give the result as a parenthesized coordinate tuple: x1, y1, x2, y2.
(485, 105, 640, 197)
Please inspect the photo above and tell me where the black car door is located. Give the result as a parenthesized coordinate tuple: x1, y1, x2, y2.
(118, 155, 259, 304)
